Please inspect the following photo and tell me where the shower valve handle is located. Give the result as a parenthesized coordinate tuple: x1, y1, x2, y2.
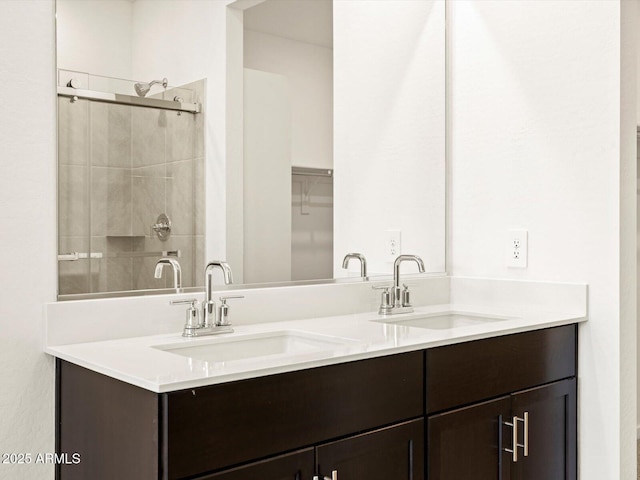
(151, 213, 172, 241)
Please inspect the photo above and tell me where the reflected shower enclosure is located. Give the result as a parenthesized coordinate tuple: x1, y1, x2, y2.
(57, 71, 205, 296)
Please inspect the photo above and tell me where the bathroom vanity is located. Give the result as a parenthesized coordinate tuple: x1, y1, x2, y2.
(55, 324, 577, 480)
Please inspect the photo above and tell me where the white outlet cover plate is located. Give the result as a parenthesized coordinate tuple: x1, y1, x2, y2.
(507, 229, 528, 268)
(386, 230, 401, 262)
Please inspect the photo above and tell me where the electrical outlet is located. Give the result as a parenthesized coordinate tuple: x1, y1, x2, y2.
(506, 229, 527, 268)
(386, 230, 401, 261)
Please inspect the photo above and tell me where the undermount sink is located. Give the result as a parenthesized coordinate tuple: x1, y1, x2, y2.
(374, 312, 513, 330)
(153, 330, 355, 364)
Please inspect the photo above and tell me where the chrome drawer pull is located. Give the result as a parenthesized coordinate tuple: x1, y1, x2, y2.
(503, 412, 529, 462)
(313, 472, 337, 480)
(522, 411, 529, 457)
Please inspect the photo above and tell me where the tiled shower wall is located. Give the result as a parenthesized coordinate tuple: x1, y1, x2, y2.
(58, 79, 205, 295)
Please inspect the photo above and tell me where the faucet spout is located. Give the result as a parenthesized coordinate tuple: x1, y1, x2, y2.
(342, 253, 368, 280)
(154, 257, 183, 293)
(203, 261, 233, 327)
(392, 254, 425, 308)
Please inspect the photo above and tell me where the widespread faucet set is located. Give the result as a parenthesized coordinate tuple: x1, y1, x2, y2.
(154, 258, 243, 337)
(159, 251, 426, 337)
(341, 252, 426, 315)
(377, 254, 425, 315)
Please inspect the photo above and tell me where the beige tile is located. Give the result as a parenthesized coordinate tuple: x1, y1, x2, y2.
(96, 236, 134, 293)
(132, 107, 166, 167)
(167, 111, 195, 162)
(166, 159, 195, 235)
(58, 97, 89, 166)
(89, 102, 108, 166)
(108, 104, 133, 167)
(163, 86, 195, 103)
(195, 109, 204, 159)
(195, 157, 205, 236)
(59, 165, 90, 237)
(58, 236, 91, 295)
(193, 80, 205, 159)
(132, 165, 166, 236)
(194, 235, 205, 287)
(91, 167, 132, 236)
(91, 103, 132, 168)
(172, 78, 205, 157)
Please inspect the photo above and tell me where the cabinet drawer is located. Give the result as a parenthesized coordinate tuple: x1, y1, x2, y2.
(163, 351, 423, 479)
(426, 325, 576, 413)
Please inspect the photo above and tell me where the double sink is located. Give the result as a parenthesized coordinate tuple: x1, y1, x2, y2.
(153, 311, 512, 365)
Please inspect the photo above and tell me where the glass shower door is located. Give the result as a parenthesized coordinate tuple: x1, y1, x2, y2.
(57, 72, 203, 297)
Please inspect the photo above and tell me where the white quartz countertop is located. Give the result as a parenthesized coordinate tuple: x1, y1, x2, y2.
(45, 303, 586, 393)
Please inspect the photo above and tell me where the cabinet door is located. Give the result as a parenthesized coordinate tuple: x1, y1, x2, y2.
(510, 378, 576, 480)
(316, 419, 424, 480)
(197, 448, 314, 480)
(428, 396, 511, 480)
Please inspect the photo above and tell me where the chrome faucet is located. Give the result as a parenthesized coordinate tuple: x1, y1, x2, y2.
(154, 257, 183, 293)
(203, 261, 233, 327)
(376, 254, 425, 315)
(171, 295, 243, 337)
(170, 260, 241, 337)
(342, 253, 368, 280)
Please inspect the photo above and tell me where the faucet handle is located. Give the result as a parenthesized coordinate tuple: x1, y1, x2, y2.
(170, 299, 200, 329)
(402, 284, 412, 308)
(170, 298, 198, 307)
(219, 295, 245, 301)
(217, 295, 244, 327)
(372, 286, 393, 315)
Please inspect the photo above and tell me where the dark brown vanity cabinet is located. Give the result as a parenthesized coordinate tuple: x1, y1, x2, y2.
(57, 350, 424, 480)
(56, 324, 576, 480)
(428, 379, 576, 480)
(426, 325, 577, 480)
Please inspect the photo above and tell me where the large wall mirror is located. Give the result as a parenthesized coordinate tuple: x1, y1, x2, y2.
(55, 0, 445, 299)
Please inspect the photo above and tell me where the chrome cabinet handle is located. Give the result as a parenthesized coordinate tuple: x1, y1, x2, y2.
(522, 411, 529, 457)
(503, 416, 518, 462)
(312, 470, 337, 480)
(503, 412, 529, 462)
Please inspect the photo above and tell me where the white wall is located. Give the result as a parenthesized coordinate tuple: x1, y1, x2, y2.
(0, 2, 57, 479)
(449, 1, 636, 477)
(636, 0, 640, 437)
(620, 1, 637, 474)
(56, 0, 132, 80)
(243, 68, 292, 283)
(244, 29, 333, 169)
(333, 0, 446, 277)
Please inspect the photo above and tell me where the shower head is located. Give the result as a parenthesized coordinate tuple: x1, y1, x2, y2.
(134, 78, 168, 97)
